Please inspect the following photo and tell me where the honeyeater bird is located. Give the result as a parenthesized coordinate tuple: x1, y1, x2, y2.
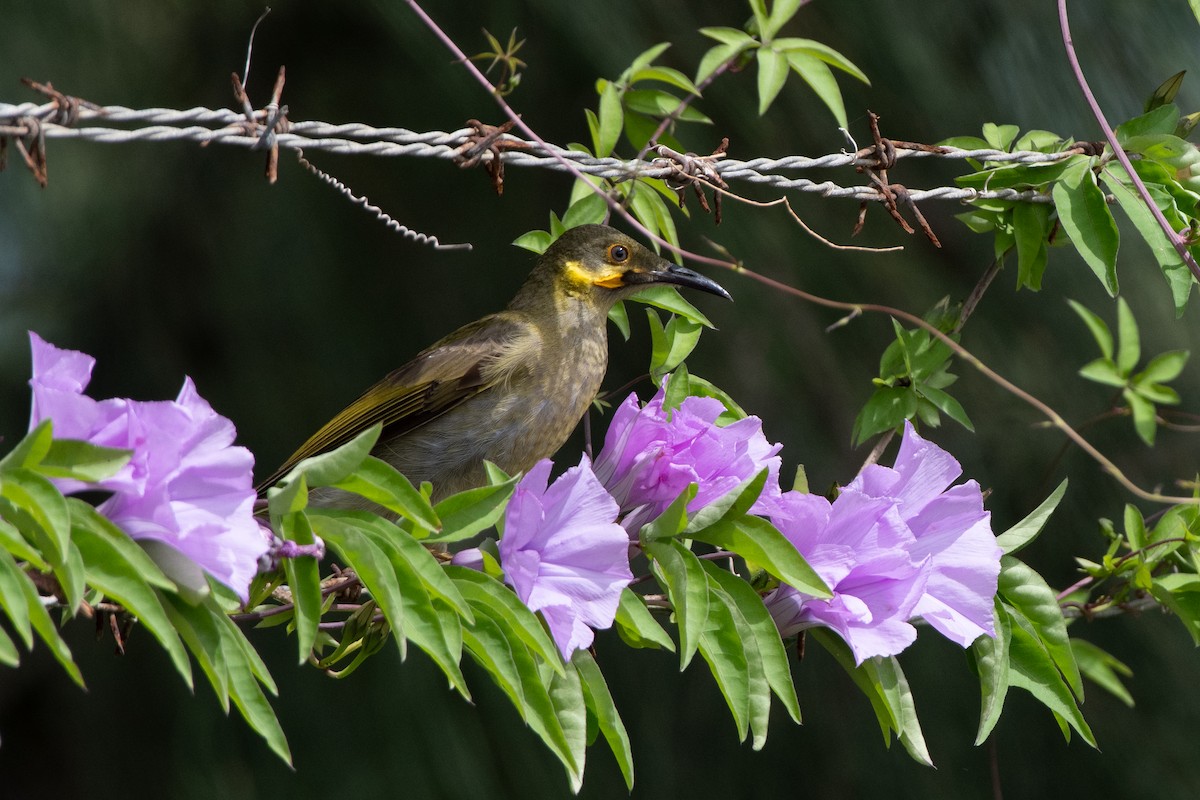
(259, 223, 730, 506)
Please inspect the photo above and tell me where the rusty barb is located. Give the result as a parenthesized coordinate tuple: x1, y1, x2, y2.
(452, 118, 531, 195)
(0, 79, 99, 187)
(852, 111, 945, 247)
(227, 65, 290, 183)
(651, 138, 731, 224)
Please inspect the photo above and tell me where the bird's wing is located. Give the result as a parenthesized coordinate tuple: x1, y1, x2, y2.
(257, 313, 537, 491)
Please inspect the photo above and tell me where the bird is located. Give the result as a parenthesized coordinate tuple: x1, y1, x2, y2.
(258, 223, 731, 507)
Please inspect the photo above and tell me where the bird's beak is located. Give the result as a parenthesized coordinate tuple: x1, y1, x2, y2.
(621, 261, 732, 301)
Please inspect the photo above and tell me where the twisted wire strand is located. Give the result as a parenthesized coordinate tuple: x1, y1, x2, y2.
(0, 100, 1066, 205)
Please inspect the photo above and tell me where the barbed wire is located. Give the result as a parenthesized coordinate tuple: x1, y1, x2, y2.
(0, 99, 1070, 207)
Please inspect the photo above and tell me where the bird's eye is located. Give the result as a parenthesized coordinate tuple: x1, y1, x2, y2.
(608, 244, 630, 263)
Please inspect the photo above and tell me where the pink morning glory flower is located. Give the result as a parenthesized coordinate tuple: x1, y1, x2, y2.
(593, 377, 782, 533)
(27, 333, 268, 601)
(498, 456, 633, 660)
(763, 422, 999, 663)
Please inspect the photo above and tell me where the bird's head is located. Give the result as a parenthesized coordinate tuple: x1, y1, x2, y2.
(520, 224, 731, 311)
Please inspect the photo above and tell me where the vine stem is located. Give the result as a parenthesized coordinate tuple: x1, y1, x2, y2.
(1058, 0, 1200, 282)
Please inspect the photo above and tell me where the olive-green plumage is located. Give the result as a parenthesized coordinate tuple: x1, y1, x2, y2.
(260, 224, 730, 505)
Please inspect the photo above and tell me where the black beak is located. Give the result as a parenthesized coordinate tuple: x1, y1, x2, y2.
(626, 262, 732, 301)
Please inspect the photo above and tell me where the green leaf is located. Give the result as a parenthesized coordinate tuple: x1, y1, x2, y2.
(1138, 350, 1189, 384)
(36, 439, 131, 483)
(1114, 297, 1141, 376)
(756, 47, 789, 116)
(1067, 299, 1114, 360)
(0, 625, 18, 667)
(1149, 573, 1200, 644)
(0, 551, 83, 687)
(972, 598, 1011, 744)
(763, 0, 806, 41)
(704, 563, 801, 725)
(597, 80, 623, 158)
(785, 50, 847, 129)
(647, 310, 703, 379)
(1, 468, 71, 565)
(0, 419, 54, 474)
(311, 511, 408, 659)
(1078, 358, 1125, 387)
(1052, 161, 1120, 294)
(449, 565, 564, 673)
(513, 229, 553, 254)
(629, 284, 716, 328)
(773, 38, 869, 84)
(645, 539, 709, 669)
(213, 603, 292, 764)
(1100, 167, 1193, 313)
(331, 456, 441, 532)
(690, 515, 831, 598)
(278, 511, 322, 664)
(998, 556, 1083, 699)
(919, 384, 974, 432)
(561, 191, 609, 230)
(0, 516, 47, 569)
(982, 123, 1020, 151)
(72, 514, 192, 688)
(695, 41, 751, 86)
(1012, 201, 1051, 290)
(608, 299, 632, 341)
(575, 649, 634, 790)
(1118, 103, 1181, 140)
(1071, 638, 1134, 707)
(695, 567, 754, 744)
(276, 424, 380, 489)
(0, 550, 34, 648)
(629, 64, 699, 95)
(1005, 604, 1096, 747)
(809, 629, 933, 765)
(1124, 388, 1158, 445)
(548, 663, 587, 792)
(852, 386, 916, 446)
(685, 470, 766, 534)
(427, 474, 518, 543)
(623, 90, 712, 123)
(614, 588, 676, 651)
(699, 26, 756, 46)
(996, 479, 1067, 554)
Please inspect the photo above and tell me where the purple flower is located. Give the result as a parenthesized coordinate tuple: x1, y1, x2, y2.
(27, 333, 268, 601)
(593, 376, 782, 533)
(498, 456, 633, 659)
(763, 422, 999, 663)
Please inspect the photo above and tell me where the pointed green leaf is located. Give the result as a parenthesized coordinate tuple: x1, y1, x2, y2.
(696, 40, 751, 85)
(774, 38, 869, 84)
(1115, 298, 1141, 376)
(1012, 200, 1051, 290)
(998, 556, 1083, 699)
(311, 511, 408, 659)
(1078, 358, 1125, 387)
(645, 539, 709, 669)
(972, 597, 1011, 744)
(785, 50, 847, 129)
(1123, 388, 1158, 445)
(704, 562, 801, 724)
(1005, 604, 1096, 747)
(276, 424, 380, 489)
(427, 474, 518, 543)
(575, 649, 634, 789)
(756, 47, 789, 116)
(696, 569, 753, 743)
(1100, 167, 1193, 313)
(1067, 300, 1114, 360)
(450, 565, 564, 674)
(1138, 350, 1189, 384)
(279, 510, 322, 664)
(0, 550, 34, 648)
(72, 519, 192, 689)
(332, 456, 440, 532)
(2, 468, 70, 565)
(1072, 638, 1133, 707)
(1150, 573, 1200, 644)
(36, 439, 131, 483)
(614, 588, 676, 651)
(629, 284, 716, 328)
(996, 479, 1067, 554)
(690, 515, 831, 599)
(0, 419, 53, 473)
(1052, 162, 1120, 294)
(597, 80, 623, 158)
(548, 663, 587, 793)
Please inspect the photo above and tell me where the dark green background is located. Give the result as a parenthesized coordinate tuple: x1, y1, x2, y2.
(2, 1, 1199, 797)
